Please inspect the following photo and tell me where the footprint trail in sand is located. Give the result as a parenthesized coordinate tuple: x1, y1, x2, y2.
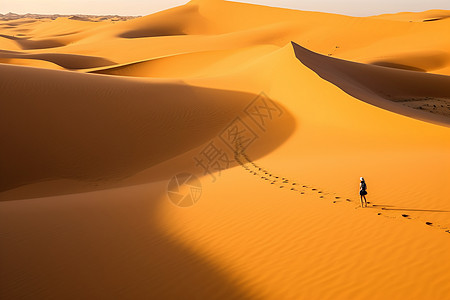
(233, 143, 450, 234)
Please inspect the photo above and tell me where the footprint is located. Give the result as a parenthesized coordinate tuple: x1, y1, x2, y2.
(246, 154, 430, 226)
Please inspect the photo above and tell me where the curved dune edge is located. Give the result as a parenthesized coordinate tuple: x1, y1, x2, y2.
(0, 57, 63, 69)
(367, 50, 450, 73)
(0, 50, 116, 69)
(292, 42, 450, 127)
(86, 49, 240, 78)
(0, 33, 66, 50)
(86, 45, 277, 78)
(0, 63, 295, 198)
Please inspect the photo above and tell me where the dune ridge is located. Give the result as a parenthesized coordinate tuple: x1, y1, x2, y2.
(292, 42, 450, 126)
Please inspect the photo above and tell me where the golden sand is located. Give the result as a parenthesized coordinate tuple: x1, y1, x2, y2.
(1, 1, 449, 299)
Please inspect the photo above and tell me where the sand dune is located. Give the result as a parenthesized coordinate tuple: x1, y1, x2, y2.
(0, 57, 63, 69)
(292, 42, 450, 125)
(0, 33, 65, 49)
(89, 45, 277, 78)
(372, 9, 450, 22)
(1, 1, 450, 299)
(368, 50, 450, 72)
(0, 50, 115, 69)
(0, 63, 295, 194)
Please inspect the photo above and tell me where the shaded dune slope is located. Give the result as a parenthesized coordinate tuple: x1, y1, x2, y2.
(369, 51, 450, 73)
(0, 49, 116, 69)
(292, 42, 450, 126)
(0, 63, 295, 196)
(371, 9, 450, 22)
(0, 185, 258, 300)
(0, 33, 65, 50)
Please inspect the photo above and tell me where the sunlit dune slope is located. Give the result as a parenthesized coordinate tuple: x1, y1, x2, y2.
(186, 41, 450, 227)
(2, 1, 450, 75)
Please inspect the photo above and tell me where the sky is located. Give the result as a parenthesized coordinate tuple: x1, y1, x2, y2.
(1, 0, 450, 17)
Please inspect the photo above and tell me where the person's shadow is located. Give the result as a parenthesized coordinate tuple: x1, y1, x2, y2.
(371, 204, 450, 213)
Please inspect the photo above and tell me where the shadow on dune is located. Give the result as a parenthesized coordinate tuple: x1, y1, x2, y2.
(373, 205, 450, 213)
(0, 64, 296, 201)
(0, 67, 289, 299)
(0, 20, 39, 26)
(0, 49, 116, 69)
(117, 4, 203, 38)
(0, 33, 65, 50)
(291, 42, 450, 127)
(119, 28, 187, 38)
(422, 17, 449, 22)
(0, 185, 258, 299)
(370, 61, 426, 72)
(0, 36, 295, 297)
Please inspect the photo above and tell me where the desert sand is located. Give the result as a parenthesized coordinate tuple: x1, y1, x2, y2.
(1, 0, 450, 299)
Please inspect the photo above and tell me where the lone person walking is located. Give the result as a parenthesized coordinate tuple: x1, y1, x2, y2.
(359, 177, 368, 207)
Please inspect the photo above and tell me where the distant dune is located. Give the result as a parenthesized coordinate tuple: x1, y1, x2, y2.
(0, 12, 137, 21)
(292, 42, 450, 125)
(1, 1, 449, 299)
